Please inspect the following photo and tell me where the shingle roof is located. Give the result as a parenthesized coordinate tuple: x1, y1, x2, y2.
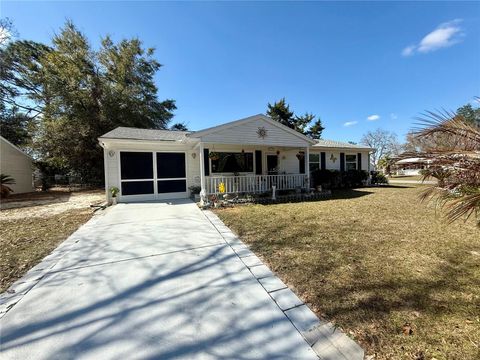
(99, 127, 191, 141)
(313, 139, 372, 150)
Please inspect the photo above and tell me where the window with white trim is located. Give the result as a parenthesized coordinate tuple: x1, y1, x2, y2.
(211, 152, 254, 173)
(345, 154, 357, 170)
(309, 153, 320, 172)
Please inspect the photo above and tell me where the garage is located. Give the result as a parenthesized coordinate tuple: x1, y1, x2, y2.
(119, 151, 188, 201)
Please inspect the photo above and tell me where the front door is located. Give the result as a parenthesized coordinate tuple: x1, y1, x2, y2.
(266, 154, 278, 175)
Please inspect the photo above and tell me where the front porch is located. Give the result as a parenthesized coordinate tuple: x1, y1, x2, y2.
(191, 114, 317, 198)
(206, 173, 309, 195)
(198, 143, 311, 196)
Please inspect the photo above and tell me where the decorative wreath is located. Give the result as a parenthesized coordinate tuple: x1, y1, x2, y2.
(256, 126, 268, 139)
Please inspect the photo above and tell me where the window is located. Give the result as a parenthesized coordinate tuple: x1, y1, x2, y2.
(211, 152, 254, 173)
(309, 153, 320, 172)
(346, 154, 357, 170)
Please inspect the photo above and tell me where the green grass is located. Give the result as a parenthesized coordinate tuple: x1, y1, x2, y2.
(215, 186, 480, 360)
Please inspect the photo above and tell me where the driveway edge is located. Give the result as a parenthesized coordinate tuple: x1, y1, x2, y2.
(0, 210, 108, 319)
(203, 209, 365, 360)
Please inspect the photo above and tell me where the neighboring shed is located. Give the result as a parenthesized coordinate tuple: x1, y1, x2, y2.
(0, 136, 34, 194)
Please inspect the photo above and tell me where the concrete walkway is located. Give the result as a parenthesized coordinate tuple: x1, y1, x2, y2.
(0, 200, 364, 360)
(1, 200, 319, 359)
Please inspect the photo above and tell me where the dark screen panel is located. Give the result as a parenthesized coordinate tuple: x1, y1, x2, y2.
(320, 152, 326, 170)
(156, 153, 186, 178)
(204, 148, 210, 176)
(121, 181, 154, 195)
(340, 153, 345, 172)
(157, 180, 187, 193)
(255, 150, 262, 175)
(120, 152, 153, 180)
(298, 152, 305, 174)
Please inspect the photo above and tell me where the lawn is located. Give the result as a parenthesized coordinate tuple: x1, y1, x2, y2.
(215, 186, 480, 360)
(0, 189, 104, 293)
(0, 209, 93, 292)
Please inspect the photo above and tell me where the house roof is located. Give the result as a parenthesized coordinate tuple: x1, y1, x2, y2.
(98, 116, 371, 151)
(395, 157, 431, 164)
(99, 114, 317, 145)
(99, 127, 191, 142)
(313, 139, 372, 151)
(190, 114, 317, 145)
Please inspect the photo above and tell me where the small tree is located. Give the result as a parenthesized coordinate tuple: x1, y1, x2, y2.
(360, 129, 400, 168)
(0, 174, 15, 198)
(266, 98, 324, 139)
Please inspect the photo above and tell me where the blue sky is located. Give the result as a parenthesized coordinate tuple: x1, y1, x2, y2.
(2, 1, 480, 142)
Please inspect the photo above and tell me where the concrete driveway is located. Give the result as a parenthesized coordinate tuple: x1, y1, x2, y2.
(0, 200, 318, 359)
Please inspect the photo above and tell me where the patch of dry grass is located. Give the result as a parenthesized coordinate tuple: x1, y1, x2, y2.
(215, 186, 480, 360)
(0, 209, 93, 292)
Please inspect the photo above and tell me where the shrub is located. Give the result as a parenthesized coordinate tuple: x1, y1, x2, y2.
(342, 170, 369, 188)
(311, 169, 368, 189)
(370, 171, 389, 185)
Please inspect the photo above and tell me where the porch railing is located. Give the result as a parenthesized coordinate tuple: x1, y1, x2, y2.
(206, 174, 308, 195)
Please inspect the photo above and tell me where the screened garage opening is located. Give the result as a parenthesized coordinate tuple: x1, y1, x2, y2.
(119, 151, 187, 201)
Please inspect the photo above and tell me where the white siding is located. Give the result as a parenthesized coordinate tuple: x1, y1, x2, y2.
(310, 149, 370, 171)
(199, 118, 310, 147)
(102, 141, 197, 202)
(0, 137, 33, 194)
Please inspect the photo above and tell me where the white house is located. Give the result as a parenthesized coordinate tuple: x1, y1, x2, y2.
(394, 157, 431, 176)
(99, 114, 372, 203)
(0, 135, 34, 194)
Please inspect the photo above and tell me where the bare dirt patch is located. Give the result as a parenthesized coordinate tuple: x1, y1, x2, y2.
(1, 189, 105, 220)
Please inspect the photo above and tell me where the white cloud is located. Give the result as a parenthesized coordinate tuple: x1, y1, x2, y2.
(367, 114, 380, 121)
(343, 121, 358, 127)
(402, 19, 464, 56)
(402, 45, 416, 57)
(390, 113, 398, 120)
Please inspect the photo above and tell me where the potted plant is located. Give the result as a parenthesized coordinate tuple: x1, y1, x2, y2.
(188, 185, 201, 202)
(296, 152, 305, 160)
(209, 152, 220, 161)
(109, 186, 119, 205)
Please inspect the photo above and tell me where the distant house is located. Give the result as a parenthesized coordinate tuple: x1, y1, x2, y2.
(394, 157, 431, 176)
(98, 114, 372, 203)
(0, 136, 34, 194)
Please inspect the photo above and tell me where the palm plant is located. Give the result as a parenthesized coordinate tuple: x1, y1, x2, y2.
(0, 174, 16, 198)
(401, 106, 480, 226)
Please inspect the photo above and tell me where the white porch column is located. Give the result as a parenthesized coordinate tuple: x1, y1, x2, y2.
(199, 142, 206, 195)
(305, 146, 310, 190)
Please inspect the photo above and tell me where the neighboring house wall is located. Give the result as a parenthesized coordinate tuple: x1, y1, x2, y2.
(0, 136, 33, 194)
